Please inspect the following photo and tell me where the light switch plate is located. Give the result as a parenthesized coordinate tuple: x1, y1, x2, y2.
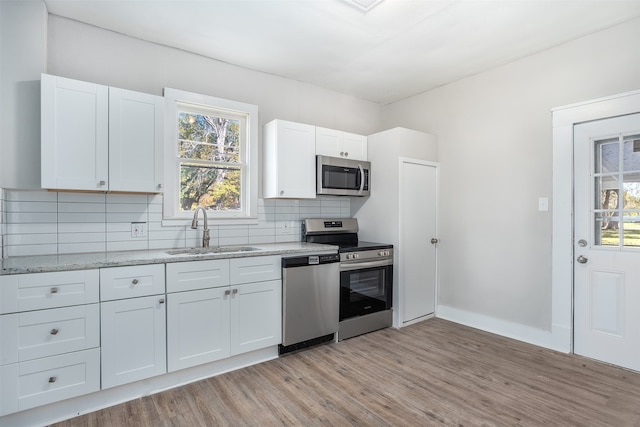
(538, 197, 549, 212)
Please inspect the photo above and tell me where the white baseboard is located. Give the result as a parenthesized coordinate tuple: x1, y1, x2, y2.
(436, 305, 569, 353)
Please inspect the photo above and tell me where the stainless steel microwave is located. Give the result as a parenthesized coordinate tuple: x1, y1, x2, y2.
(316, 155, 370, 197)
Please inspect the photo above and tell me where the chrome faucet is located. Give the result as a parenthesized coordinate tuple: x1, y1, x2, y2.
(191, 206, 210, 248)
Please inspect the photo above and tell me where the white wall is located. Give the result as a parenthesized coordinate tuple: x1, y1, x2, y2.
(381, 17, 640, 340)
(46, 15, 380, 136)
(0, 0, 47, 189)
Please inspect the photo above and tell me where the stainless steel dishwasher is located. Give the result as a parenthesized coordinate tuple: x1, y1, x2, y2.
(279, 253, 340, 354)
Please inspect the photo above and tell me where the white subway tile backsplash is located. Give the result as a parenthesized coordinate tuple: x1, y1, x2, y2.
(6, 223, 58, 234)
(1, 191, 350, 257)
(106, 241, 149, 252)
(58, 242, 106, 254)
(219, 236, 249, 246)
(58, 212, 105, 223)
(5, 233, 57, 245)
(5, 201, 57, 212)
(6, 244, 58, 257)
(5, 190, 57, 202)
(58, 192, 105, 203)
(6, 212, 57, 223)
(106, 194, 148, 204)
(59, 232, 108, 244)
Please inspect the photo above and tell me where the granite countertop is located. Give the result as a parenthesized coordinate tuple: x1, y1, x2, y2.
(0, 242, 339, 275)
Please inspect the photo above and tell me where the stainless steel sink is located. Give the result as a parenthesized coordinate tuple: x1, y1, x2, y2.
(165, 246, 260, 255)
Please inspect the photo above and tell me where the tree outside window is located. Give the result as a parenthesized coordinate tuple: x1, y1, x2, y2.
(176, 106, 246, 212)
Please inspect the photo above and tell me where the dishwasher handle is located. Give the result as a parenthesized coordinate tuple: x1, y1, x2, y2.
(282, 253, 339, 268)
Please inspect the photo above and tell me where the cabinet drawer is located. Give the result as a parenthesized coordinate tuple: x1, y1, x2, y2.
(230, 256, 281, 285)
(166, 259, 229, 293)
(0, 304, 99, 365)
(0, 270, 99, 314)
(0, 348, 100, 416)
(100, 264, 165, 301)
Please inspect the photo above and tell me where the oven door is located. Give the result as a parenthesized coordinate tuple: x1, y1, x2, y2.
(339, 260, 392, 320)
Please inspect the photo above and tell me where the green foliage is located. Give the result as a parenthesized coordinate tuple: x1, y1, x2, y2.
(177, 111, 242, 211)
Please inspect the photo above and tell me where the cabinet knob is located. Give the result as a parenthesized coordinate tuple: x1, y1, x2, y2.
(344, 152, 348, 157)
(232, 288, 238, 294)
(157, 183, 163, 189)
(50, 287, 59, 294)
(48, 376, 57, 383)
(224, 289, 231, 296)
(280, 190, 284, 196)
(159, 298, 165, 304)
(132, 279, 139, 285)
(50, 328, 59, 335)
(340, 151, 345, 156)
(98, 180, 106, 186)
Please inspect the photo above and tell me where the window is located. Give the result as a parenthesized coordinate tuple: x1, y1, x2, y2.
(163, 88, 258, 223)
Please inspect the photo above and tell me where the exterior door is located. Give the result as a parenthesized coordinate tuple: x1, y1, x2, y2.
(574, 113, 640, 371)
(399, 159, 438, 324)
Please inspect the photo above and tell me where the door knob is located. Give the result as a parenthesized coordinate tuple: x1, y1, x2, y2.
(577, 255, 588, 264)
(431, 238, 439, 244)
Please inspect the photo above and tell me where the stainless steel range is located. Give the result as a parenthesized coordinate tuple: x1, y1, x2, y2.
(303, 218, 393, 341)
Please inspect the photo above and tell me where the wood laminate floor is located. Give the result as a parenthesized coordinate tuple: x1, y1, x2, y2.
(52, 318, 640, 426)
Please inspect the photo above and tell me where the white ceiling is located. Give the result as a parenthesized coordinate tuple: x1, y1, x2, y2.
(43, 0, 640, 105)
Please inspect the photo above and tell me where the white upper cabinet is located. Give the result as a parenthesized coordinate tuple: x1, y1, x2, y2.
(263, 119, 316, 199)
(109, 88, 164, 192)
(315, 126, 367, 161)
(41, 74, 109, 191)
(41, 74, 163, 193)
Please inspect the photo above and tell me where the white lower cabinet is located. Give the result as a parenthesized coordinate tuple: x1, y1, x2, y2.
(167, 288, 230, 371)
(0, 348, 100, 415)
(0, 270, 100, 417)
(100, 295, 167, 389)
(230, 279, 281, 355)
(166, 255, 282, 372)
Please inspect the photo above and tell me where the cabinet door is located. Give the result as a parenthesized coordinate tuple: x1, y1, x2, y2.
(316, 126, 367, 161)
(101, 295, 166, 389)
(167, 288, 230, 372)
(315, 126, 342, 158)
(230, 279, 281, 355)
(41, 74, 109, 191)
(109, 88, 164, 192)
(263, 120, 316, 199)
(341, 131, 368, 161)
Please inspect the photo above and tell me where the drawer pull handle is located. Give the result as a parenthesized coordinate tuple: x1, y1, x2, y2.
(132, 279, 139, 285)
(159, 298, 165, 304)
(224, 289, 231, 296)
(49, 376, 57, 383)
(50, 328, 59, 335)
(50, 287, 59, 294)
(232, 289, 238, 294)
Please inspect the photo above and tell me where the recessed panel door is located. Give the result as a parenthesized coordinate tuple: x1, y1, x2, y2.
(400, 159, 437, 324)
(574, 113, 640, 371)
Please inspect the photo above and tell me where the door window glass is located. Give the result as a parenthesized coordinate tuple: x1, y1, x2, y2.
(593, 134, 640, 248)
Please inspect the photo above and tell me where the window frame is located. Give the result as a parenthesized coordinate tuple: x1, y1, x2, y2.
(163, 88, 258, 224)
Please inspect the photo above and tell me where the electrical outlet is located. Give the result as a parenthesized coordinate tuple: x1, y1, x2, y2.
(131, 222, 147, 238)
(279, 221, 293, 234)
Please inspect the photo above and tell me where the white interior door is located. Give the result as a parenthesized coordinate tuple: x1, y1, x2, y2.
(399, 159, 438, 324)
(574, 113, 640, 371)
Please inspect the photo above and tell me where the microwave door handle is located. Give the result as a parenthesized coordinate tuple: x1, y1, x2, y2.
(358, 164, 365, 194)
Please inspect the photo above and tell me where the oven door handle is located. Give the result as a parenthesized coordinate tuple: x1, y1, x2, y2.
(340, 259, 392, 271)
(357, 164, 365, 195)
